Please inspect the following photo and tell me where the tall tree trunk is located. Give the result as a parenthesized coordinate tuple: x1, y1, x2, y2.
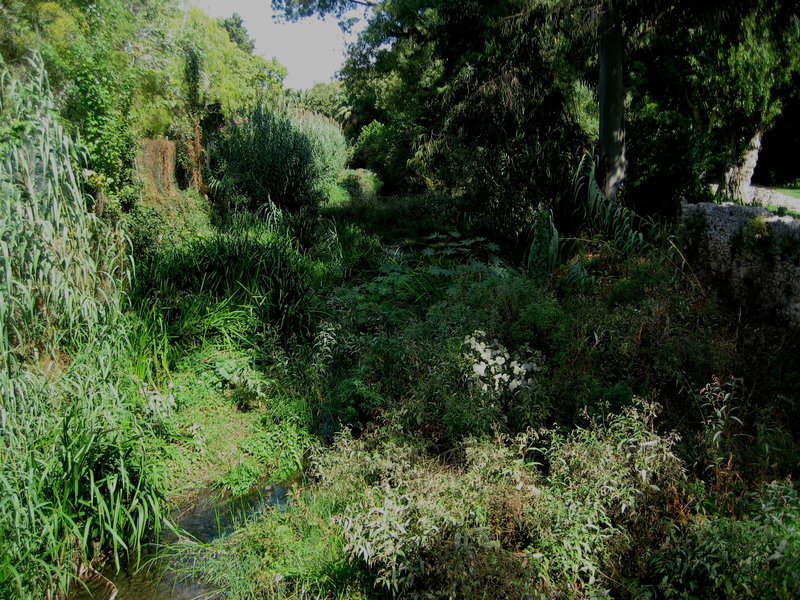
(598, 3, 626, 199)
(725, 130, 763, 203)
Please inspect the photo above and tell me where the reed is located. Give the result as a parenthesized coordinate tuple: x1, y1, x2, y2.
(0, 56, 163, 599)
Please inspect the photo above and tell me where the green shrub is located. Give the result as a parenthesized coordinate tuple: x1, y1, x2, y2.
(218, 458, 262, 496)
(240, 420, 313, 482)
(569, 150, 653, 256)
(323, 182, 351, 205)
(350, 120, 389, 173)
(741, 215, 773, 251)
(339, 168, 383, 200)
(350, 120, 416, 194)
(647, 481, 800, 599)
(333, 400, 684, 598)
(305, 220, 382, 288)
(292, 109, 348, 186)
(126, 189, 213, 260)
(141, 106, 172, 137)
(209, 106, 322, 214)
(167, 490, 371, 600)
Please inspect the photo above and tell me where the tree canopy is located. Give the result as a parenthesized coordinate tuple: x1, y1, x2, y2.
(218, 13, 257, 54)
(272, 0, 377, 22)
(274, 0, 799, 220)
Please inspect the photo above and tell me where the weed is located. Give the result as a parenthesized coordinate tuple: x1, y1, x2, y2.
(569, 150, 654, 256)
(339, 169, 383, 201)
(647, 481, 800, 599)
(133, 216, 314, 343)
(241, 420, 314, 482)
(741, 215, 773, 251)
(219, 459, 262, 497)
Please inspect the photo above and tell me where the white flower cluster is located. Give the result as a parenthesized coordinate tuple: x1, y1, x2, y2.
(463, 330, 542, 396)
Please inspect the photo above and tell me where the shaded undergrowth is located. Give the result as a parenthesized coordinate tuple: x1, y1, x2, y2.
(3, 57, 798, 598)
(150, 189, 800, 599)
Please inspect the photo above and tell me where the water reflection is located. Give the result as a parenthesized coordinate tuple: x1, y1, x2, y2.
(70, 481, 288, 600)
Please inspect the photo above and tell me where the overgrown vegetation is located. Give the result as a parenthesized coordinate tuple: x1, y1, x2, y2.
(207, 107, 348, 215)
(2, 1, 800, 599)
(163, 200, 800, 597)
(0, 57, 162, 597)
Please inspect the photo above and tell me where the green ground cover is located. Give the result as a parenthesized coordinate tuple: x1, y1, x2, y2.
(765, 204, 800, 219)
(774, 188, 800, 200)
(137, 190, 800, 599)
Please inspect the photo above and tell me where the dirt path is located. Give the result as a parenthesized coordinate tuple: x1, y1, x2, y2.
(748, 186, 800, 213)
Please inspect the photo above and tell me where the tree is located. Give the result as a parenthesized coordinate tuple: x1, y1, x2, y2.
(218, 13, 256, 54)
(302, 81, 346, 121)
(272, 0, 377, 22)
(275, 0, 799, 212)
(561, 0, 681, 199)
(273, 0, 587, 228)
(631, 0, 800, 201)
(272, 0, 633, 201)
(695, 2, 798, 201)
(555, 0, 799, 202)
(597, 1, 626, 199)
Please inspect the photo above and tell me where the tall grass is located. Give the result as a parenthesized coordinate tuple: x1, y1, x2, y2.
(133, 213, 314, 349)
(0, 56, 163, 598)
(208, 107, 322, 214)
(208, 105, 348, 218)
(291, 109, 347, 187)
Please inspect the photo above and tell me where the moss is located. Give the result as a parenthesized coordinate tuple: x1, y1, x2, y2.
(679, 208, 708, 259)
(775, 230, 800, 261)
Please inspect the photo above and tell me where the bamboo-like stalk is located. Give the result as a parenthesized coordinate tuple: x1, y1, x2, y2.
(0, 56, 163, 599)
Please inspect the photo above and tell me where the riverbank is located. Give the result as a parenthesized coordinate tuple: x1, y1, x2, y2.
(110, 191, 800, 598)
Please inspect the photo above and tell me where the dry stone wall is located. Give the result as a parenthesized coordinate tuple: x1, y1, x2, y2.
(682, 202, 800, 326)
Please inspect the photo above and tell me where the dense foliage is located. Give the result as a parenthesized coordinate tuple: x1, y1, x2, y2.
(277, 0, 799, 239)
(1, 0, 287, 207)
(208, 106, 348, 218)
(2, 1, 800, 598)
(159, 190, 800, 598)
(0, 57, 162, 598)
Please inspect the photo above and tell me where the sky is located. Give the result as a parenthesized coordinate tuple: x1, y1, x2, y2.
(188, 0, 366, 90)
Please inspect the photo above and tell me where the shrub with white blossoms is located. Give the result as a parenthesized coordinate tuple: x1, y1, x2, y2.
(463, 330, 543, 397)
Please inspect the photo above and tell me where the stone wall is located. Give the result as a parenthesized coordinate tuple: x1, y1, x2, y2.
(682, 202, 800, 326)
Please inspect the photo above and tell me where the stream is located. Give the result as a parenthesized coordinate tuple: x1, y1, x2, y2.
(70, 482, 288, 600)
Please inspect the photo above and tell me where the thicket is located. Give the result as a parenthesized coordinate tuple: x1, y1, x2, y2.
(1, 0, 288, 211)
(167, 188, 800, 597)
(0, 58, 163, 598)
(208, 107, 348, 215)
(292, 0, 800, 256)
(134, 213, 315, 343)
(2, 1, 800, 598)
